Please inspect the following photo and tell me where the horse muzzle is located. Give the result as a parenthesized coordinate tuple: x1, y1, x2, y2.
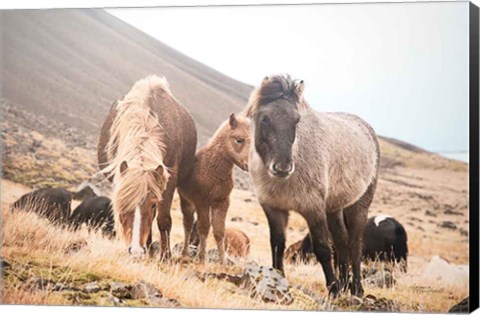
(268, 161, 295, 180)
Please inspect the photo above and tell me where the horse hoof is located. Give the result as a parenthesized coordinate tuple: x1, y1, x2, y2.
(328, 280, 341, 299)
(349, 280, 364, 298)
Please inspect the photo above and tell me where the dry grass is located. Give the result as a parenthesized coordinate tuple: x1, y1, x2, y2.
(1, 175, 469, 312)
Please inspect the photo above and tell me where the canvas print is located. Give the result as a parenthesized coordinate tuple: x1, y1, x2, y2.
(0, 1, 478, 313)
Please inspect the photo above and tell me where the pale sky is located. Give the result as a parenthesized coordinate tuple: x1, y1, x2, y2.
(107, 2, 469, 157)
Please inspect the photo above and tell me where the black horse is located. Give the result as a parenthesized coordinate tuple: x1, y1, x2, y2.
(362, 215, 408, 270)
(11, 187, 72, 225)
(69, 196, 115, 238)
(287, 215, 409, 271)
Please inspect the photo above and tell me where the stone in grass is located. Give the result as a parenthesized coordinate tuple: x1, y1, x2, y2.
(438, 221, 457, 230)
(335, 294, 400, 312)
(82, 282, 101, 294)
(130, 280, 162, 300)
(21, 276, 55, 291)
(99, 295, 122, 306)
(110, 282, 132, 299)
(244, 264, 293, 304)
(149, 297, 182, 307)
(363, 269, 396, 288)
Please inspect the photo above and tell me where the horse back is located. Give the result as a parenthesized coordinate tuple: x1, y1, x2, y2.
(148, 87, 197, 183)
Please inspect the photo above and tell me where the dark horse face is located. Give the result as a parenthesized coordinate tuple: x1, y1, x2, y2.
(255, 98, 301, 180)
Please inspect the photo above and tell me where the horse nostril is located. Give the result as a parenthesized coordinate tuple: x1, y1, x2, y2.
(272, 163, 278, 172)
(285, 163, 293, 172)
(128, 247, 132, 254)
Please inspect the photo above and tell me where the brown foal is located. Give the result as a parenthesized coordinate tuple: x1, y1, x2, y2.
(178, 113, 250, 264)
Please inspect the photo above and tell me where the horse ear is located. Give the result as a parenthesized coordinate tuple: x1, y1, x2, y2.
(229, 113, 238, 129)
(120, 161, 128, 175)
(294, 80, 305, 98)
(155, 164, 164, 175)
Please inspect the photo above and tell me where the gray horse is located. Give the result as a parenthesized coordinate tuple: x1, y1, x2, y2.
(244, 75, 380, 297)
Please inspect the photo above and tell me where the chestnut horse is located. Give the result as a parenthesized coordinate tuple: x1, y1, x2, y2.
(98, 75, 197, 258)
(178, 114, 250, 264)
(244, 75, 380, 297)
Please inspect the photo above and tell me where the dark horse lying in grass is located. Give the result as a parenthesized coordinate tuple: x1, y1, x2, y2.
(69, 196, 115, 238)
(10, 187, 72, 225)
(244, 75, 380, 297)
(286, 215, 409, 272)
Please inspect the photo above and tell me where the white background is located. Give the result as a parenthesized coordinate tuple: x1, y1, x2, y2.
(0, 1, 478, 315)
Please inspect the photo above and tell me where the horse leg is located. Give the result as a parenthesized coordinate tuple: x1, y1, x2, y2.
(196, 204, 210, 263)
(179, 194, 195, 259)
(211, 200, 228, 264)
(304, 211, 340, 297)
(262, 205, 289, 274)
(343, 182, 375, 297)
(327, 210, 350, 293)
(156, 188, 175, 261)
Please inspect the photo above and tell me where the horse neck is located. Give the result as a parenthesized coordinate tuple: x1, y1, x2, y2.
(198, 136, 234, 180)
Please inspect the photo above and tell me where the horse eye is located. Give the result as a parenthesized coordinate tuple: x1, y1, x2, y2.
(235, 138, 245, 144)
(261, 116, 270, 125)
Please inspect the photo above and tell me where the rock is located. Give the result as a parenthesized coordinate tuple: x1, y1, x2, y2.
(1, 258, 11, 270)
(361, 294, 400, 312)
(99, 295, 122, 306)
(21, 276, 55, 291)
(64, 291, 92, 304)
(438, 221, 457, 230)
(334, 294, 400, 312)
(196, 263, 293, 304)
(448, 297, 469, 313)
(459, 228, 469, 237)
(422, 256, 469, 288)
(149, 297, 181, 307)
(64, 239, 88, 254)
(110, 282, 132, 299)
(130, 280, 162, 300)
(425, 210, 437, 217)
(53, 282, 75, 291)
(289, 286, 329, 310)
(444, 209, 463, 216)
(245, 264, 293, 304)
(363, 269, 395, 288)
(82, 282, 101, 293)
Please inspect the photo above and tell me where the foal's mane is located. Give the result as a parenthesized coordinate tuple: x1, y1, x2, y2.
(104, 75, 172, 213)
(243, 74, 308, 117)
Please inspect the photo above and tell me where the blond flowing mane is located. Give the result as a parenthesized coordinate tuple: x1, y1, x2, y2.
(103, 75, 172, 214)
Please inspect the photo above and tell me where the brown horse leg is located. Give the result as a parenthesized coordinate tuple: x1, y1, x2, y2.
(343, 181, 376, 297)
(157, 189, 175, 261)
(304, 211, 340, 298)
(262, 205, 289, 274)
(327, 210, 350, 293)
(196, 204, 210, 263)
(179, 194, 195, 259)
(211, 200, 228, 264)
